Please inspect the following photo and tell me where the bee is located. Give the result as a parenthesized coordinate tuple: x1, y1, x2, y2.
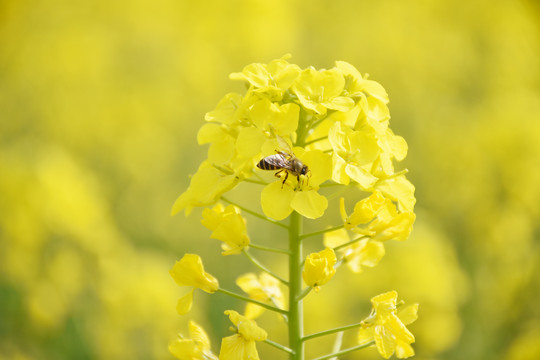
(257, 136, 310, 187)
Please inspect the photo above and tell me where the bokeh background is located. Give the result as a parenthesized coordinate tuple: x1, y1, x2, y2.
(1, 0, 539, 359)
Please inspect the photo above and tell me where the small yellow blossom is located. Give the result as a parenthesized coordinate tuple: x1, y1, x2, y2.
(171, 163, 239, 216)
(358, 291, 418, 359)
(236, 273, 285, 319)
(302, 248, 337, 291)
(219, 310, 267, 360)
(229, 55, 301, 102)
(323, 228, 385, 273)
(292, 68, 355, 116)
(201, 204, 250, 255)
(169, 320, 218, 360)
(328, 121, 380, 189)
(340, 192, 415, 242)
(375, 175, 416, 213)
(170, 254, 219, 315)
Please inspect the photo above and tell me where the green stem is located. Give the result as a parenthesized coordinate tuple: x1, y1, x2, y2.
(264, 339, 294, 355)
(311, 341, 375, 360)
(249, 242, 291, 255)
(304, 135, 328, 147)
(333, 235, 368, 252)
(221, 197, 289, 229)
(302, 322, 364, 342)
(296, 286, 312, 302)
(242, 249, 288, 285)
(300, 225, 344, 240)
(329, 331, 344, 360)
(217, 288, 288, 315)
(288, 210, 304, 360)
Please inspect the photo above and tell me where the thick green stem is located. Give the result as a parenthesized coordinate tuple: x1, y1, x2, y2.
(288, 210, 304, 359)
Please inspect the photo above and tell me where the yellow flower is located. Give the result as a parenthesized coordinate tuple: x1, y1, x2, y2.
(375, 174, 416, 213)
(171, 163, 239, 216)
(169, 320, 218, 360)
(340, 192, 415, 242)
(201, 204, 250, 255)
(302, 248, 337, 291)
(229, 55, 301, 102)
(329, 121, 381, 189)
(169, 254, 219, 314)
(335, 61, 389, 105)
(340, 192, 386, 230)
(260, 148, 332, 220)
(358, 291, 418, 359)
(292, 68, 355, 116)
(236, 273, 285, 319)
(219, 310, 267, 360)
(323, 228, 385, 273)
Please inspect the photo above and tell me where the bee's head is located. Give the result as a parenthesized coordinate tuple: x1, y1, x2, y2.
(301, 166, 308, 175)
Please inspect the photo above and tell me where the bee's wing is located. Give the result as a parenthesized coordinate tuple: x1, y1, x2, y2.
(276, 134, 294, 154)
(264, 154, 291, 168)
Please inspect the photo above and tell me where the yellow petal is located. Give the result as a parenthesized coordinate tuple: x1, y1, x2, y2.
(291, 190, 328, 219)
(395, 340, 415, 358)
(345, 164, 378, 190)
(208, 135, 235, 165)
(169, 338, 199, 359)
(398, 303, 419, 326)
(300, 150, 332, 187)
(236, 127, 266, 158)
(188, 320, 213, 352)
(219, 334, 250, 360)
(198, 123, 226, 145)
(323, 228, 350, 248)
(376, 175, 416, 212)
(374, 325, 396, 359)
(331, 153, 350, 185)
(224, 310, 267, 341)
(176, 289, 194, 315)
(261, 182, 294, 220)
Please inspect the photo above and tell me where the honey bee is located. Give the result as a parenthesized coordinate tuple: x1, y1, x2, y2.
(257, 136, 310, 187)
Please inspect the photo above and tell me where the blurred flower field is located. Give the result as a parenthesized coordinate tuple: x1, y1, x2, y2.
(1, 1, 539, 359)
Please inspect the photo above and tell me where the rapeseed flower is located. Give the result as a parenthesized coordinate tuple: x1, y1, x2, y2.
(169, 321, 218, 360)
(340, 192, 415, 242)
(201, 204, 250, 255)
(323, 228, 385, 273)
(219, 310, 267, 360)
(170, 254, 219, 314)
(302, 248, 337, 291)
(358, 291, 418, 359)
(236, 273, 285, 319)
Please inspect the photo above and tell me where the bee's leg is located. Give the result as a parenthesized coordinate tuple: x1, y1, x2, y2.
(281, 171, 289, 188)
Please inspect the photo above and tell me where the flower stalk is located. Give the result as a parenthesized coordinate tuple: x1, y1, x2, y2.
(288, 210, 304, 359)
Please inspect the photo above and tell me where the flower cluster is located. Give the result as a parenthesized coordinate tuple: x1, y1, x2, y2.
(171, 55, 414, 221)
(169, 56, 418, 360)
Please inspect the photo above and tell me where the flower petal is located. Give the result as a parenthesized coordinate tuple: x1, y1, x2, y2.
(176, 289, 194, 315)
(291, 190, 328, 219)
(261, 182, 294, 220)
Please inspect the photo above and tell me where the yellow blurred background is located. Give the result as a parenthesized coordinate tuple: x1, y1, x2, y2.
(1, 0, 539, 359)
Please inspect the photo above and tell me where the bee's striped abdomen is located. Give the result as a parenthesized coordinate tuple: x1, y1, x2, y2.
(257, 154, 288, 171)
(257, 158, 280, 170)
